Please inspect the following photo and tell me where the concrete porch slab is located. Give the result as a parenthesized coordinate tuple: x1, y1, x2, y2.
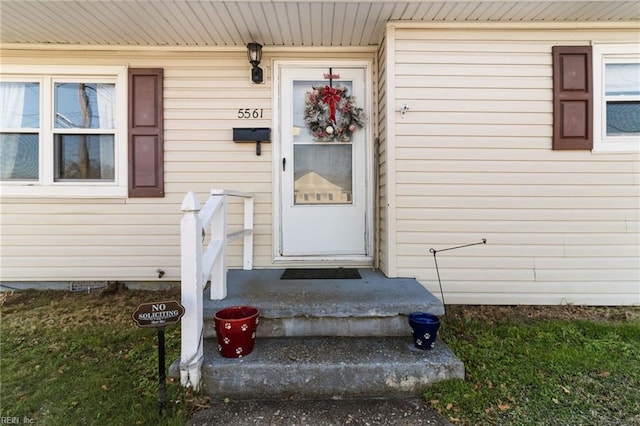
(202, 269, 444, 337)
(200, 335, 464, 399)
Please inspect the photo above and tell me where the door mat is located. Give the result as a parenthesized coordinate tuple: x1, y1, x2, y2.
(281, 268, 362, 280)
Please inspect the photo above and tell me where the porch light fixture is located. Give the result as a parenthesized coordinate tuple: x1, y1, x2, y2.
(247, 42, 263, 84)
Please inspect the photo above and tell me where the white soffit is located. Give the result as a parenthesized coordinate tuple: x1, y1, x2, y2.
(0, 0, 639, 48)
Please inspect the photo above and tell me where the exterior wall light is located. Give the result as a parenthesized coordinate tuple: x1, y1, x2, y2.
(247, 42, 263, 84)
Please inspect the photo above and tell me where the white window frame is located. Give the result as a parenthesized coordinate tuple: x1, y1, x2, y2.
(0, 65, 128, 197)
(593, 44, 640, 153)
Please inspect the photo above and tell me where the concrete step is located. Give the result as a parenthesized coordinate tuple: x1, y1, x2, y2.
(188, 397, 452, 426)
(202, 269, 444, 338)
(198, 335, 464, 399)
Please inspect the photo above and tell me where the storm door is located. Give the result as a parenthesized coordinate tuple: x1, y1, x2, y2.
(277, 64, 371, 258)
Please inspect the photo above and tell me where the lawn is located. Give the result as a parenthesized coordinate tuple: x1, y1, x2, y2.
(0, 287, 196, 426)
(1, 289, 639, 425)
(425, 305, 640, 425)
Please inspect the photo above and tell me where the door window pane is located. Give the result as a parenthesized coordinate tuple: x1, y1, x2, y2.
(294, 144, 352, 205)
(54, 134, 114, 180)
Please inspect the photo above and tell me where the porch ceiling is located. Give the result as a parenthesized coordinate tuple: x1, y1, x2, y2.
(1, 0, 638, 48)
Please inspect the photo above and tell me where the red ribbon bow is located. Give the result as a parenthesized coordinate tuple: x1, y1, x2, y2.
(321, 86, 341, 124)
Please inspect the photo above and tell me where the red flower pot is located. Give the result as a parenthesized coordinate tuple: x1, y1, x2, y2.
(213, 306, 260, 358)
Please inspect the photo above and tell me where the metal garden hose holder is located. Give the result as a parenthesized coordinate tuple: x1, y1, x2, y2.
(429, 238, 487, 316)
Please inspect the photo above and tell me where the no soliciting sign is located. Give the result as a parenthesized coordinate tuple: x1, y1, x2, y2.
(132, 300, 185, 328)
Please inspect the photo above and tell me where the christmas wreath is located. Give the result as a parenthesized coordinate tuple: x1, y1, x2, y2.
(304, 85, 365, 142)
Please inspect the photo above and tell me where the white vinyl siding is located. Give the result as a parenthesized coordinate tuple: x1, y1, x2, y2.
(1, 52, 270, 281)
(376, 37, 389, 272)
(3, 24, 639, 306)
(0, 48, 374, 283)
(385, 25, 640, 305)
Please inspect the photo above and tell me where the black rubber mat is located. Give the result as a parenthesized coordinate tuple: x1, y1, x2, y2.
(280, 268, 361, 280)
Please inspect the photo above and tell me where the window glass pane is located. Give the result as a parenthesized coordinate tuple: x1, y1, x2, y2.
(54, 83, 115, 129)
(605, 63, 640, 96)
(0, 133, 39, 180)
(294, 144, 352, 205)
(54, 134, 114, 180)
(606, 101, 640, 136)
(0, 82, 39, 128)
(605, 63, 640, 136)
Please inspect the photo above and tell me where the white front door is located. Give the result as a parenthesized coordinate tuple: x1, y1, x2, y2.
(277, 63, 371, 259)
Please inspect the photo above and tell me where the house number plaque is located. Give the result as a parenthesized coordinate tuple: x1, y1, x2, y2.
(237, 108, 264, 119)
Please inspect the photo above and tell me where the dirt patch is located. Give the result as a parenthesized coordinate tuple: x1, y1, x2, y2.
(2, 288, 638, 327)
(189, 397, 451, 426)
(443, 304, 640, 324)
(0, 287, 181, 329)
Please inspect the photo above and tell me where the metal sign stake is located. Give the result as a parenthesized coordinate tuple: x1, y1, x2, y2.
(131, 300, 185, 416)
(157, 326, 167, 415)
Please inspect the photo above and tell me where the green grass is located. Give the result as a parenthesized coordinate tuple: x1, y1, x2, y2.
(2, 291, 639, 425)
(0, 289, 195, 425)
(425, 307, 640, 425)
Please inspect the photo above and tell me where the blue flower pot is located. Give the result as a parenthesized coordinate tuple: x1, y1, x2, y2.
(408, 312, 440, 350)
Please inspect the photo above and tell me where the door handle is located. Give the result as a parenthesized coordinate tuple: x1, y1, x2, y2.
(282, 157, 286, 171)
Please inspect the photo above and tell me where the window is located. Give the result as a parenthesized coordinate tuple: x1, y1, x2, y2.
(593, 44, 640, 152)
(54, 82, 115, 181)
(0, 66, 127, 196)
(0, 82, 39, 180)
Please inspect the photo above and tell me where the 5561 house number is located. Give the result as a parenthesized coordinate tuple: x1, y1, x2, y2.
(237, 108, 264, 119)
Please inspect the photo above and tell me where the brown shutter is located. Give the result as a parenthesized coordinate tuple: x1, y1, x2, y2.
(128, 68, 164, 197)
(552, 46, 593, 150)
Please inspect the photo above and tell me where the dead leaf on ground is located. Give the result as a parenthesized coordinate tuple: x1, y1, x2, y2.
(498, 401, 510, 411)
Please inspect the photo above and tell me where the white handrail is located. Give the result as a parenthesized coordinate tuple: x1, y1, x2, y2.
(179, 189, 254, 390)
